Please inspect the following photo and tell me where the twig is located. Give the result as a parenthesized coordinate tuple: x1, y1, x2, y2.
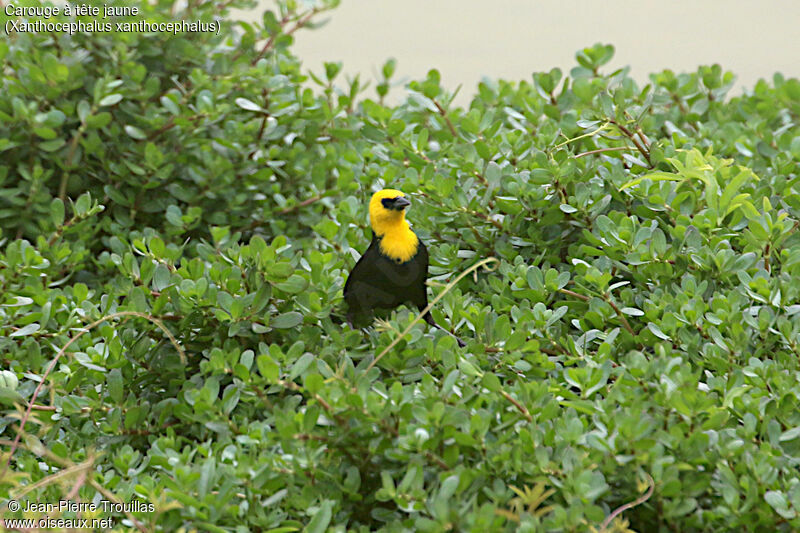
(558, 288, 590, 301)
(251, 8, 319, 66)
(147, 114, 204, 141)
(599, 473, 654, 532)
(279, 194, 322, 214)
(1, 312, 185, 479)
(424, 451, 450, 470)
(634, 125, 650, 149)
(433, 99, 458, 137)
(47, 216, 77, 246)
(602, 293, 636, 336)
(313, 394, 334, 416)
(559, 288, 635, 336)
(500, 390, 533, 422)
(248, 89, 271, 158)
(609, 119, 652, 167)
(367, 257, 499, 371)
(29, 404, 58, 411)
(9, 458, 94, 500)
(1, 440, 144, 531)
(461, 207, 503, 230)
(88, 477, 147, 532)
(553, 123, 611, 149)
(58, 128, 84, 203)
(574, 146, 633, 159)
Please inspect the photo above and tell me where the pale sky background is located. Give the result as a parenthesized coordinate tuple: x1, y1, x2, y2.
(236, 1, 800, 105)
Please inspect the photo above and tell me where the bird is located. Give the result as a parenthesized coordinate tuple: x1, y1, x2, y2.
(343, 189, 465, 347)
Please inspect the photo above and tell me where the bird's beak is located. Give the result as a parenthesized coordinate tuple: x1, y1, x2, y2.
(394, 196, 411, 210)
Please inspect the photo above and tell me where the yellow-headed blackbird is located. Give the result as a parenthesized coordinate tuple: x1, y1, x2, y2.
(344, 189, 465, 347)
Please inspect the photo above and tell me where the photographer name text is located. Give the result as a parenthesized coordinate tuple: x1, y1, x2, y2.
(16, 498, 154, 513)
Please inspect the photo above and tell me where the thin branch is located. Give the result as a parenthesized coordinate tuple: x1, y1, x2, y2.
(635, 125, 650, 149)
(574, 146, 633, 159)
(251, 8, 320, 66)
(602, 293, 636, 336)
(609, 119, 652, 167)
(279, 194, 323, 214)
(367, 257, 499, 371)
(147, 114, 204, 141)
(59, 467, 89, 503)
(600, 473, 654, 532)
(248, 90, 271, 158)
(29, 404, 58, 411)
(58, 127, 84, 203)
(553, 123, 611, 149)
(500, 390, 533, 422)
(558, 288, 590, 301)
(88, 477, 147, 532)
(559, 288, 635, 336)
(424, 450, 450, 470)
(433, 99, 458, 137)
(10, 459, 94, 500)
(0, 440, 144, 531)
(1, 312, 185, 479)
(464, 208, 504, 230)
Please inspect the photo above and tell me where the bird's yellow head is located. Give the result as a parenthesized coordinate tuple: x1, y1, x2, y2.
(368, 189, 419, 262)
(369, 189, 410, 233)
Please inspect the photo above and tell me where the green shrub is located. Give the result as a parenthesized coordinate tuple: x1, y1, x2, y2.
(2, 1, 800, 531)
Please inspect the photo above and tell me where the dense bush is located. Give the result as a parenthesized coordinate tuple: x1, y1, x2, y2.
(3, 0, 800, 531)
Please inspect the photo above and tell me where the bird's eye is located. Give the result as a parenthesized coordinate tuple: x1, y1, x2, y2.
(381, 198, 396, 209)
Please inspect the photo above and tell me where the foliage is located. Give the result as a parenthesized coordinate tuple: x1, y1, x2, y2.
(3, 0, 800, 531)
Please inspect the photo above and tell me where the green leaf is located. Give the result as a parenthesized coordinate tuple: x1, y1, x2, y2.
(481, 372, 501, 392)
(86, 112, 112, 128)
(153, 264, 171, 291)
(304, 500, 333, 533)
(0, 388, 25, 406)
(289, 352, 315, 381)
(647, 323, 669, 340)
(235, 97, 262, 112)
(438, 475, 460, 500)
(304, 373, 324, 395)
(34, 127, 57, 140)
(257, 354, 280, 382)
(10, 323, 40, 337)
(98, 94, 123, 106)
(779, 426, 800, 442)
(275, 275, 308, 294)
(39, 138, 66, 152)
(271, 312, 303, 329)
(458, 358, 482, 378)
(125, 125, 147, 140)
(74, 192, 91, 216)
(149, 237, 166, 257)
(765, 491, 796, 519)
(77, 100, 91, 122)
(144, 142, 164, 168)
(107, 369, 123, 403)
(620, 171, 683, 190)
(50, 198, 65, 227)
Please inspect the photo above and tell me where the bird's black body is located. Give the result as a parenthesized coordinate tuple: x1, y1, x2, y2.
(343, 233, 433, 328)
(343, 189, 464, 347)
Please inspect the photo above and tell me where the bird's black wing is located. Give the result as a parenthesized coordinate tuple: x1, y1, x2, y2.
(344, 236, 396, 325)
(343, 236, 381, 300)
(408, 238, 429, 310)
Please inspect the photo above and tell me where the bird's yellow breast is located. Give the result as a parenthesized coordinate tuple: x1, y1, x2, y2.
(378, 223, 419, 263)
